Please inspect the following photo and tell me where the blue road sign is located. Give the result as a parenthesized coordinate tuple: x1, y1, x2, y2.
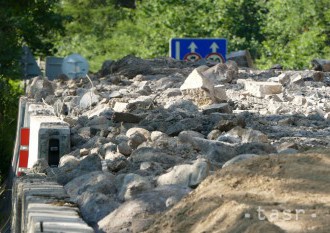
(170, 38, 227, 63)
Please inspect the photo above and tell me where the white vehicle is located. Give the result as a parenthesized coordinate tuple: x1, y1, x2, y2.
(12, 97, 70, 176)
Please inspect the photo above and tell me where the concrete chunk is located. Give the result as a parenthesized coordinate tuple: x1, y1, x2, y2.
(240, 80, 283, 98)
(113, 102, 129, 112)
(180, 68, 213, 92)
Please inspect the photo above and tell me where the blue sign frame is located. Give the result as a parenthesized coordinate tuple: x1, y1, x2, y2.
(170, 38, 227, 63)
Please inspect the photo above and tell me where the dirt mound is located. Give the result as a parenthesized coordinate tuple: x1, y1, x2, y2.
(144, 150, 330, 233)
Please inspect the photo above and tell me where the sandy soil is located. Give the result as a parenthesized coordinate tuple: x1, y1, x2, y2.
(144, 150, 330, 233)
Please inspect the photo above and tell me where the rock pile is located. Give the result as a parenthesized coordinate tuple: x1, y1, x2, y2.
(26, 55, 330, 232)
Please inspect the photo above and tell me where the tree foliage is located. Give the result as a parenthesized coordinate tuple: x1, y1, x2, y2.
(258, 0, 330, 69)
(0, 76, 22, 181)
(56, 0, 266, 71)
(0, 0, 65, 77)
(55, 0, 131, 70)
(0, 0, 64, 180)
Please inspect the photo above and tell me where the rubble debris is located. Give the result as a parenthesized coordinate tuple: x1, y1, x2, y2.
(23, 55, 330, 232)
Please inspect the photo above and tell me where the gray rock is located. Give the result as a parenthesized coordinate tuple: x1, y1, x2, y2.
(136, 81, 152, 95)
(117, 173, 152, 201)
(109, 55, 153, 78)
(26, 76, 55, 101)
(164, 88, 182, 97)
(130, 147, 181, 166)
(277, 73, 290, 85)
(80, 90, 101, 109)
(64, 171, 116, 198)
(166, 99, 199, 113)
(150, 131, 168, 142)
(126, 127, 150, 139)
(178, 130, 205, 142)
(166, 118, 203, 136)
(59, 155, 80, 167)
(117, 141, 132, 156)
(241, 128, 268, 143)
(139, 162, 164, 176)
(98, 185, 191, 233)
(31, 159, 50, 174)
(100, 142, 117, 157)
(128, 133, 147, 149)
(80, 154, 102, 171)
(222, 154, 260, 168)
(157, 158, 209, 188)
(179, 135, 237, 163)
(207, 129, 221, 140)
(202, 103, 232, 114)
(85, 104, 113, 119)
(107, 157, 129, 173)
(227, 50, 253, 68)
(100, 60, 115, 76)
(217, 134, 241, 144)
(290, 74, 304, 85)
(311, 59, 330, 72)
(213, 116, 246, 132)
(78, 127, 91, 139)
(109, 91, 123, 98)
(57, 154, 102, 185)
(53, 99, 68, 116)
(112, 112, 142, 123)
(179, 68, 215, 103)
(87, 115, 110, 127)
(77, 191, 119, 225)
(202, 63, 235, 83)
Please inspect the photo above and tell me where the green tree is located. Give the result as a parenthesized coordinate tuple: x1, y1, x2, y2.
(108, 0, 265, 59)
(0, 76, 22, 181)
(0, 0, 64, 180)
(56, 0, 265, 70)
(55, 0, 130, 71)
(0, 0, 65, 77)
(258, 0, 330, 69)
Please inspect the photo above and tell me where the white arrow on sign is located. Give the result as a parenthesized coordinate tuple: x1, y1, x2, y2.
(210, 42, 219, 53)
(188, 42, 198, 52)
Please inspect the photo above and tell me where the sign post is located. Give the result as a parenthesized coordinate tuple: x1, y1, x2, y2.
(170, 38, 227, 63)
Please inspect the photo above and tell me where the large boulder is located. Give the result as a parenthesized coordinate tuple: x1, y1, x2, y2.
(178, 134, 237, 163)
(116, 173, 152, 201)
(97, 185, 191, 233)
(107, 55, 154, 78)
(180, 67, 216, 105)
(202, 63, 237, 84)
(227, 50, 253, 68)
(130, 147, 182, 167)
(126, 127, 150, 140)
(64, 171, 116, 198)
(157, 159, 210, 188)
(56, 154, 102, 185)
(76, 191, 119, 225)
(311, 59, 330, 72)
